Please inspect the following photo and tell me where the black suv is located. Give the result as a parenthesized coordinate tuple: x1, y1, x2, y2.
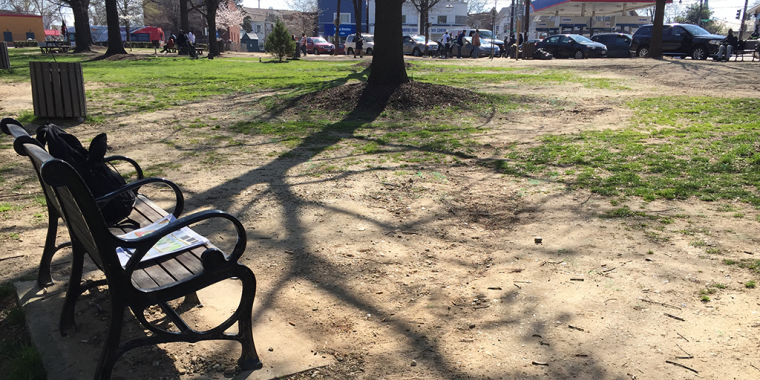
(630, 23, 725, 60)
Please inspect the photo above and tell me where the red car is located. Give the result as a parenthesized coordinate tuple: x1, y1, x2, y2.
(306, 37, 335, 55)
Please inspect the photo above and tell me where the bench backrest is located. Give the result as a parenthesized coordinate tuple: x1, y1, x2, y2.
(2, 120, 67, 226)
(21, 139, 113, 273)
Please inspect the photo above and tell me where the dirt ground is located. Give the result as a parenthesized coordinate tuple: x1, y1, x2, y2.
(2, 55, 760, 380)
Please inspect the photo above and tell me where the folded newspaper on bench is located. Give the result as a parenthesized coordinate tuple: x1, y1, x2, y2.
(116, 214, 209, 267)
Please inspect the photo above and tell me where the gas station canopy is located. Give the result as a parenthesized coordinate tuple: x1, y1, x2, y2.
(530, 0, 666, 16)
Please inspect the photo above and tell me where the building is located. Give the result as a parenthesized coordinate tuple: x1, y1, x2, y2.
(1, 10, 45, 44)
(317, 0, 370, 42)
(364, 0, 468, 41)
(243, 7, 314, 49)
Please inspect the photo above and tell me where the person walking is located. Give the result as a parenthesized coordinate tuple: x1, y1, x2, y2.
(456, 30, 464, 58)
(299, 33, 308, 56)
(472, 29, 481, 58)
(438, 32, 449, 58)
(354, 35, 364, 57)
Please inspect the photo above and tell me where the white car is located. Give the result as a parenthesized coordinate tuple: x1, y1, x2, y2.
(345, 33, 374, 55)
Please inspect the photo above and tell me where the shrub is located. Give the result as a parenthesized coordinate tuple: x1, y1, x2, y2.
(264, 18, 294, 62)
(13, 40, 39, 48)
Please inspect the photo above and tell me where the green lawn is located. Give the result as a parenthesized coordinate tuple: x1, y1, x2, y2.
(2, 49, 758, 207)
(500, 96, 760, 205)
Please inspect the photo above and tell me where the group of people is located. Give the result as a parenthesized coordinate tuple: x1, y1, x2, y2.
(436, 30, 476, 59)
(435, 30, 526, 59)
(161, 30, 198, 59)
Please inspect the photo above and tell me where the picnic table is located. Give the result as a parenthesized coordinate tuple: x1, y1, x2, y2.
(39, 41, 70, 54)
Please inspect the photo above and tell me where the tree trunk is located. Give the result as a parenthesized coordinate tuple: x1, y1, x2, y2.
(649, 0, 666, 58)
(180, 0, 189, 32)
(352, 0, 362, 35)
(206, 1, 220, 58)
(368, 0, 408, 85)
(523, 0, 531, 37)
(125, 21, 131, 43)
(105, 0, 127, 55)
(422, 5, 429, 55)
(335, 0, 341, 44)
(70, 0, 92, 52)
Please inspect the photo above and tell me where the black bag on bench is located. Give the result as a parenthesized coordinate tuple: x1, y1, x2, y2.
(35, 124, 135, 224)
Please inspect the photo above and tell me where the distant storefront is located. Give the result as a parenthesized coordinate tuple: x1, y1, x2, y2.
(1, 10, 45, 44)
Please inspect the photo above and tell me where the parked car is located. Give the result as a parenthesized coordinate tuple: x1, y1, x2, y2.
(590, 33, 632, 58)
(402, 35, 439, 56)
(460, 29, 506, 55)
(457, 37, 500, 58)
(345, 33, 374, 56)
(305, 36, 335, 55)
(629, 23, 724, 60)
(535, 34, 607, 58)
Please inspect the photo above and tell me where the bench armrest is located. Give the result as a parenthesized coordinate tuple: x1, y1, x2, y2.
(104, 155, 144, 180)
(96, 177, 184, 218)
(119, 210, 247, 274)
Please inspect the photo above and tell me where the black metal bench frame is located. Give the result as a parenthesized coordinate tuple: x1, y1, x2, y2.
(2, 118, 181, 289)
(2, 118, 263, 379)
(730, 40, 759, 62)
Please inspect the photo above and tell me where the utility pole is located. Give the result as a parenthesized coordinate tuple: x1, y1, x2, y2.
(697, 0, 703, 27)
(524, 0, 531, 40)
(491, 2, 496, 59)
(739, 0, 749, 39)
(509, 0, 515, 37)
(335, 0, 341, 45)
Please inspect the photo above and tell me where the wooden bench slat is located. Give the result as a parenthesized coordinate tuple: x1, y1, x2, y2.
(128, 196, 205, 277)
(131, 269, 160, 289)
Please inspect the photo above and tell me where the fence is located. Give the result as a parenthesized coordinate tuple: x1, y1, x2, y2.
(218, 41, 243, 53)
(29, 62, 87, 118)
(0, 42, 9, 70)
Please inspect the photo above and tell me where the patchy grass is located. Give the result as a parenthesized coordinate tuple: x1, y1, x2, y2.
(498, 96, 760, 205)
(408, 65, 629, 90)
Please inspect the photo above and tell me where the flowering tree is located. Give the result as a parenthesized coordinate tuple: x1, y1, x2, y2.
(215, 1, 243, 37)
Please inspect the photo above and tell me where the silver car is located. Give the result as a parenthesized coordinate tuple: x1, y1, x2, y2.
(458, 37, 500, 58)
(403, 35, 439, 56)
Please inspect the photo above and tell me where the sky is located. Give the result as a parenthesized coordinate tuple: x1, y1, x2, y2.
(243, 0, 754, 29)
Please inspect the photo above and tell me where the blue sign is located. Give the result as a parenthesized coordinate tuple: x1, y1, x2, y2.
(324, 23, 356, 37)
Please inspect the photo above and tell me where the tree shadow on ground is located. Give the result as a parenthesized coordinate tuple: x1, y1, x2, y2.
(166, 70, 624, 378)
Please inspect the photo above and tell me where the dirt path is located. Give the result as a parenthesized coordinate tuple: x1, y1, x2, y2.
(1, 57, 760, 379)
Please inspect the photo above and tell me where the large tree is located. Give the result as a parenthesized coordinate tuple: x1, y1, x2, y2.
(409, 0, 442, 51)
(368, 0, 408, 85)
(674, 3, 723, 34)
(351, 0, 362, 36)
(58, 0, 94, 51)
(116, 0, 143, 42)
(648, 0, 667, 58)
(104, 0, 127, 55)
(189, 0, 222, 58)
(285, 0, 320, 36)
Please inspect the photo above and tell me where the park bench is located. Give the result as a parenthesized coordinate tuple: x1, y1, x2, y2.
(39, 42, 70, 54)
(2, 119, 165, 288)
(731, 40, 759, 62)
(195, 47, 204, 56)
(1, 118, 263, 379)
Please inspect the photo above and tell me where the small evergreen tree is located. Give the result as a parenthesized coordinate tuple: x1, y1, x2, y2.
(265, 19, 295, 62)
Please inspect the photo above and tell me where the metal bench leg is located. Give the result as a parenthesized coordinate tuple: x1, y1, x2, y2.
(38, 211, 60, 287)
(183, 291, 200, 306)
(93, 302, 126, 380)
(60, 244, 86, 335)
(236, 267, 263, 371)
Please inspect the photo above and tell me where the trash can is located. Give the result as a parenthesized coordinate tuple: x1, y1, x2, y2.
(29, 61, 86, 118)
(0, 42, 9, 70)
(524, 43, 536, 60)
